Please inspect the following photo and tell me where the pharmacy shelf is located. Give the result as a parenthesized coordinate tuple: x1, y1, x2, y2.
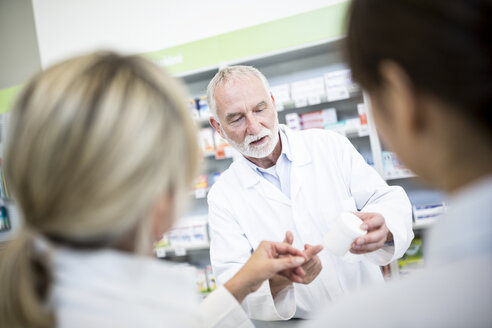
(413, 219, 436, 230)
(277, 95, 363, 117)
(385, 170, 416, 181)
(193, 187, 211, 199)
(195, 95, 363, 127)
(155, 243, 210, 258)
(234, 37, 345, 74)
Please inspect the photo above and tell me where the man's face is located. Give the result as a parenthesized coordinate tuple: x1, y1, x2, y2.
(212, 75, 279, 158)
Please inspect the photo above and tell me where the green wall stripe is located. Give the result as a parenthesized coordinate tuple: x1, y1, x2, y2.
(143, 1, 349, 74)
(0, 2, 349, 113)
(0, 84, 23, 114)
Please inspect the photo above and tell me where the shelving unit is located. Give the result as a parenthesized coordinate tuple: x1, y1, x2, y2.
(155, 243, 210, 258)
(413, 219, 436, 230)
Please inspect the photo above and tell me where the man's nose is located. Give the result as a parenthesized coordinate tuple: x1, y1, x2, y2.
(245, 114, 262, 135)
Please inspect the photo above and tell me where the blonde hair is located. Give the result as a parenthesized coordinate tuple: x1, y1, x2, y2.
(206, 65, 270, 119)
(0, 52, 198, 327)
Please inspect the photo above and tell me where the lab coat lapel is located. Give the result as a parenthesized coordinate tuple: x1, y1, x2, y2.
(283, 126, 312, 200)
(232, 155, 290, 206)
(291, 162, 310, 201)
(256, 178, 290, 206)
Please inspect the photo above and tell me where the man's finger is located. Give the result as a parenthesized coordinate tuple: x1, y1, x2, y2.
(294, 266, 305, 277)
(350, 241, 385, 254)
(356, 214, 384, 232)
(353, 229, 386, 246)
(352, 212, 373, 220)
(281, 270, 304, 283)
(303, 244, 323, 259)
(283, 231, 294, 245)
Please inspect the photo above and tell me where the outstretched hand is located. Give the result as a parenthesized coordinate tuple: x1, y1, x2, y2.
(225, 240, 307, 303)
(269, 231, 323, 298)
(283, 231, 323, 284)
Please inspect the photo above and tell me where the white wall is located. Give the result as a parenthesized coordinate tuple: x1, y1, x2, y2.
(0, 0, 41, 88)
(32, 0, 345, 69)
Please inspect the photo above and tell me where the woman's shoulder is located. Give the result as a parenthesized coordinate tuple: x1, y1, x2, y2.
(50, 248, 202, 327)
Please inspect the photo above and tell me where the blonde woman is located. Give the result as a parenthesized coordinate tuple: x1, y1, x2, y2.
(0, 52, 309, 328)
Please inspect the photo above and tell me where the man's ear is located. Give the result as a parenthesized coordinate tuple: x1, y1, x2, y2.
(270, 92, 276, 108)
(210, 116, 226, 139)
(379, 60, 425, 137)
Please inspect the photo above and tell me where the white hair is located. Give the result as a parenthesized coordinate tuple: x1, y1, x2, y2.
(206, 65, 270, 120)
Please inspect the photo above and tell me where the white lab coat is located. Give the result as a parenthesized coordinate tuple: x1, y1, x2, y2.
(304, 176, 492, 327)
(208, 125, 413, 320)
(49, 247, 254, 328)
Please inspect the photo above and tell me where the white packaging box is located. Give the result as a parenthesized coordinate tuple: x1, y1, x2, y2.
(270, 84, 291, 111)
(198, 98, 210, 118)
(290, 80, 309, 108)
(180, 226, 193, 245)
(191, 224, 208, 244)
(324, 69, 351, 101)
(199, 128, 215, 155)
(325, 121, 347, 136)
(285, 113, 302, 130)
(306, 77, 326, 105)
(357, 103, 367, 115)
(189, 215, 209, 245)
(324, 69, 351, 88)
(345, 117, 362, 135)
(413, 204, 446, 221)
(322, 108, 338, 124)
(291, 77, 326, 107)
(213, 131, 230, 150)
(168, 228, 182, 247)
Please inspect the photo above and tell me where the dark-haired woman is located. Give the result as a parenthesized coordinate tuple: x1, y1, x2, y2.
(306, 0, 492, 326)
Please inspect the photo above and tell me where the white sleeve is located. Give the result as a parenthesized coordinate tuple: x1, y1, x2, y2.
(200, 286, 254, 328)
(208, 197, 296, 320)
(340, 136, 414, 265)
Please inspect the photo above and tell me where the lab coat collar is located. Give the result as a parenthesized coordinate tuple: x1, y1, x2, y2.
(233, 124, 311, 189)
(280, 125, 311, 166)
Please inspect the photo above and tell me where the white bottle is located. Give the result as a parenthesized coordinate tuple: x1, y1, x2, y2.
(324, 212, 367, 257)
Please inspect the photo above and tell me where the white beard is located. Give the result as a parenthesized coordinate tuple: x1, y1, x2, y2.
(222, 121, 279, 159)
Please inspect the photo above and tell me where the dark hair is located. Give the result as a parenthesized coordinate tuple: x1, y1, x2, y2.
(346, 0, 492, 136)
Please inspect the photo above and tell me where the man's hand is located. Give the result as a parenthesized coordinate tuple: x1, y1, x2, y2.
(225, 240, 307, 303)
(269, 231, 323, 298)
(280, 232, 323, 284)
(299, 243, 323, 284)
(350, 212, 393, 254)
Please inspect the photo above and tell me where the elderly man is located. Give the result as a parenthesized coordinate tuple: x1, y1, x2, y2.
(206, 65, 413, 320)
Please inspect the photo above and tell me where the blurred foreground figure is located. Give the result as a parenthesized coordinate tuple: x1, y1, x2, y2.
(306, 0, 492, 326)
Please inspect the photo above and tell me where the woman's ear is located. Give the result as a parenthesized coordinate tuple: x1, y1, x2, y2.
(151, 195, 174, 241)
(379, 60, 425, 137)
